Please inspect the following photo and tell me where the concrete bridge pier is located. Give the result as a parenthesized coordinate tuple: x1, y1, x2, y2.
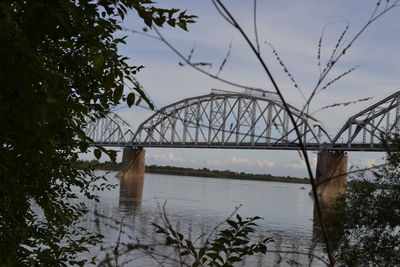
(119, 148, 145, 211)
(315, 151, 348, 205)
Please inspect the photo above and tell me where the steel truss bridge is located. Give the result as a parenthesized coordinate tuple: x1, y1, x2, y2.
(84, 89, 400, 152)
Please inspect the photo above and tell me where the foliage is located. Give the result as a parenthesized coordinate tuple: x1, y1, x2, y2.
(326, 138, 400, 266)
(0, 0, 194, 265)
(153, 213, 272, 267)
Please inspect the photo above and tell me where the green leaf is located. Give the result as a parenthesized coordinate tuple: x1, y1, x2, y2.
(117, 8, 125, 20)
(136, 96, 142, 105)
(166, 236, 176, 246)
(94, 149, 101, 159)
(263, 237, 273, 243)
(152, 223, 166, 234)
(177, 232, 184, 241)
(167, 19, 176, 27)
(93, 54, 104, 71)
(78, 141, 89, 152)
(226, 219, 238, 229)
(113, 85, 124, 103)
(177, 21, 188, 31)
(186, 240, 197, 256)
(107, 150, 117, 162)
(180, 250, 190, 256)
(228, 256, 241, 263)
(127, 93, 136, 107)
(198, 246, 206, 258)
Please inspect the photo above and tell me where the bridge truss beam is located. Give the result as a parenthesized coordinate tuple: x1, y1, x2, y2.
(84, 113, 135, 146)
(332, 91, 400, 151)
(131, 92, 331, 150)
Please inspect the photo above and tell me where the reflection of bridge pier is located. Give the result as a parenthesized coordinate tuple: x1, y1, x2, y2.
(119, 148, 145, 212)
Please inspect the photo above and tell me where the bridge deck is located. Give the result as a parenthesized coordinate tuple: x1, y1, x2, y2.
(96, 142, 387, 152)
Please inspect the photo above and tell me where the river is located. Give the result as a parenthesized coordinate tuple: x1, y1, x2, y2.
(80, 171, 327, 266)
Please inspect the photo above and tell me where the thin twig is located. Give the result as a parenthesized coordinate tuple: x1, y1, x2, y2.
(315, 163, 389, 186)
(216, 41, 233, 77)
(317, 65, 360, 93)
(317, 24, 329, 75)
(311, 97, 372, 115)
(203, 205, 242, 244)
(265, 249, 329, 266)
(123, 26, 272, 92)
(113, 216, 126, 266)
(153, 27, 270, 92)
(139, 247, 168, 267)
(211, 1, 335, 265)
(300, 0, 399, 123)
(253, 0, 260, 54)
(266, 42, 306, 101)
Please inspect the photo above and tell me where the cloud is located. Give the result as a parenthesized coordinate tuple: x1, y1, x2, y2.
(206, 156, 276, 169)
(206, 159, 227, 168)
(283, 156, 317, 171)
(149, 153, 186, 164)
(284, 161, 307, 170)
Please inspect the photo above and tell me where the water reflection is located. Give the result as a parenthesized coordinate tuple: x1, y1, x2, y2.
(312, 198, 345, 253)
(88, 172, 329, 266)
(119, 172, 144, 213)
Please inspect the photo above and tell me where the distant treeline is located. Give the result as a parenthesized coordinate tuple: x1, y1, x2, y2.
(78, 160, 309, 184)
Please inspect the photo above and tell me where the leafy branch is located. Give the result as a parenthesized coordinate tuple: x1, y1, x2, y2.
(152, 207, 272, 267)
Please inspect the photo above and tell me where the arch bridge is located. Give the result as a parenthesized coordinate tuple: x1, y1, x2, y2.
(85, 89, 400, 152)
(84, 89, 400, 204)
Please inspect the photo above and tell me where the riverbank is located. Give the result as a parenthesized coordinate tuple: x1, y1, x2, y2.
(79, 160, 309, 184)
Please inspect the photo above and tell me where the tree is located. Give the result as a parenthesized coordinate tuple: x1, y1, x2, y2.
(0, 1, 195, 265)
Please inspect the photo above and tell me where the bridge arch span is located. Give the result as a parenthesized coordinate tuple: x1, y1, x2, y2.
(332, 91, 400, 151)
(85, 112, 135, 146)
(131, 91, 331, 150)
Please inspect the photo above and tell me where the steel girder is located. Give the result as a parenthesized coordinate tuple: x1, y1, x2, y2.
(130, 92, 331, 150)
(332, 91, 400, 151)
(84, 113, 135, 146)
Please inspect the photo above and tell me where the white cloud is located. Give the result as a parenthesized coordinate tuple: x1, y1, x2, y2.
(149, 153, 186, 164)
(283, 156, 317, 171)
(284, 160, 307, 170)
(205, 156, 276, 169)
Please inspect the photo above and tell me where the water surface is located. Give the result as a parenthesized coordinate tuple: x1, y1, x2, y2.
(82, 172, 326, 266)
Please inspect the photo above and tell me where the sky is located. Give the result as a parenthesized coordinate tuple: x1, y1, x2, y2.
(83, 1, 400, 177)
